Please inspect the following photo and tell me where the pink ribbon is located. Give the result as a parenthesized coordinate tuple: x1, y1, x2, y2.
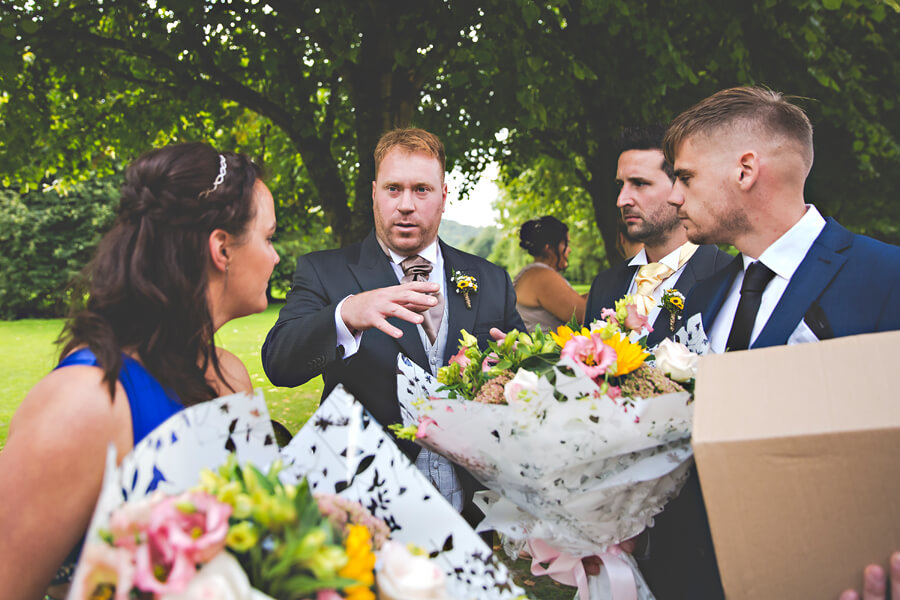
(526, 538, 637, 600)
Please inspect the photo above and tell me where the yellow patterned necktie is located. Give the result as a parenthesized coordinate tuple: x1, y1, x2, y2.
(633, 242, 699, 316)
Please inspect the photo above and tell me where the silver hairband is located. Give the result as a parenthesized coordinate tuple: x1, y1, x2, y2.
(201, 154, 227, 197)
(210, 154, 227, 192)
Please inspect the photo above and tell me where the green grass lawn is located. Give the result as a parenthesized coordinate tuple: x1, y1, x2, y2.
(0, 304, 322, 451)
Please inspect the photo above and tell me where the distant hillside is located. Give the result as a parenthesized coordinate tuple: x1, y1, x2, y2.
(439, 219, 500, 259)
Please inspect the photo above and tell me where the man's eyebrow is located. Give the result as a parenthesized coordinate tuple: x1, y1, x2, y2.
(673, 167, 694, 178)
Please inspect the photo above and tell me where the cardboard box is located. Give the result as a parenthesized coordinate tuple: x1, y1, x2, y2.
(693, 330, 900, 599)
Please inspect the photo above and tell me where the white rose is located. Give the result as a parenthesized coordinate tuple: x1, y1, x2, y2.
(503, 368, 540, 405)
(376, 541, 450, 600)
(160, 552, 273, 600)
(654, 338, 697, 382)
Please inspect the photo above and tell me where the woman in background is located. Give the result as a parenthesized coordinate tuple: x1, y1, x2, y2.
(513, 215, 586, 332)
(0, 142, 280, 599)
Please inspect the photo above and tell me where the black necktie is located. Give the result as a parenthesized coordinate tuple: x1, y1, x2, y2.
(726, 261, 776, 351)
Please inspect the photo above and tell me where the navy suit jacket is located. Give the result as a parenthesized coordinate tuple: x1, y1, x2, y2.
(687, 218, 900, 347)
(261, 231, 524, 526)
(647, 218, 900, 600)
(584, 245, 732, 347)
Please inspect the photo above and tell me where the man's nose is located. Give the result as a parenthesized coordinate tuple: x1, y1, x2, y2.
(397, 190, 415, 212)
(616, 188, 632, 208)
(667, 183, 684, 207)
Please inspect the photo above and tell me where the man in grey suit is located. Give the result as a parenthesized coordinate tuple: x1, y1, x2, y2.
(584, 125, 731, 346)
(262, 128, 524, 527)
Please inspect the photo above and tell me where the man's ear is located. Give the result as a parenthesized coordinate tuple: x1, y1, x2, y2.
(209, 229, 230, 272)
(737, 150, 760, 190)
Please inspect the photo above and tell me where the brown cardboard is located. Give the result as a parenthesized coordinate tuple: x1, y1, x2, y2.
(692, 330, 900, 599)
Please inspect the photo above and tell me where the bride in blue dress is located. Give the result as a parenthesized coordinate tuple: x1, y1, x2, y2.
(0, 142, 280, 600)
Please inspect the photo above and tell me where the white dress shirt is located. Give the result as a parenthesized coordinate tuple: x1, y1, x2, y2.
(625, 246, 689, 328)
(708, 205, 827, 353)
(335, 240, 445, 358)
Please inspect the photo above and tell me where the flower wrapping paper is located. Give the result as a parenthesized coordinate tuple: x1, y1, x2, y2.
(396, 353, 695, 558)
(68, 386, 524, 600)
(280, 385, 524, 600)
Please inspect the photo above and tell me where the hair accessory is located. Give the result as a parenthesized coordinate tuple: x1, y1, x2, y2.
(202, 154, 227, 197)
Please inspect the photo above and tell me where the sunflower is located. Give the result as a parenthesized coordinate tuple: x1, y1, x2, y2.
(603, 333, 650, 376)
(550, 325, 592, 349)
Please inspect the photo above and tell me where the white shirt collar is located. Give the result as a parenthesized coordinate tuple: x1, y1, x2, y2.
(744, 205, 826, 280)
(628, 244, 687, 271)
(386, 238, 440, 266)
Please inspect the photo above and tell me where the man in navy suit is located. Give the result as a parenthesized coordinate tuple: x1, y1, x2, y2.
(648, 86, 900, 598)
(585, 125, 731, 347)
(262, 128, 524, 528)
(666, 86, 900, 350)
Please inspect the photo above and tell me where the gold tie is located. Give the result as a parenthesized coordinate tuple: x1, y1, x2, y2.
(634, 263, 675, 316)
(633, 242, 699, 316)
(400, 255, 444, 344)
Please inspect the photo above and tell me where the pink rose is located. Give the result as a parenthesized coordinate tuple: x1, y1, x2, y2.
(623, 303, 652, 333)
(133, 540, 196, 594)
(416, 415, 438, 439)
(448, 346, 470, 369)
(132, 492, 231, 594)
(148, 492, 231, 564)
(69, 542, 135, 600)
(561, 333, 616, 379)
(481, 352, 499, 373)
(606, 385, 622, 400)
(600, 307, 618, 325)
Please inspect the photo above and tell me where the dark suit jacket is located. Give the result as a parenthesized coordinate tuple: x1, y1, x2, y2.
(647, 218, 900, 600)
(261, 231, 524, 525)
(584, 244, 732, 347)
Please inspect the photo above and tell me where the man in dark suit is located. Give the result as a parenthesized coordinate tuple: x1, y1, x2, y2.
(261, 128, 524, 527)
(585, 125, 731, 347)
(654, 86, 900, 598)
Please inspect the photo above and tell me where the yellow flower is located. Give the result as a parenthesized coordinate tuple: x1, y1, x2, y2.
(339, 524, 376, 594)
(550, 325, 591, 348)
(226, 521, 259, 553)
(670, 296, 684, 310)
(603, 333, 650, 376)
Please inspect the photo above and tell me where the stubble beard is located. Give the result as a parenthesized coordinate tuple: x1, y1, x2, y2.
(628, 212, 682, 248)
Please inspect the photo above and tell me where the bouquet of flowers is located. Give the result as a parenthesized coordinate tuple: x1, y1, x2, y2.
(70, 455, 386, 600)
(67, 388, 525, 600)
(394, 296, 700, 600)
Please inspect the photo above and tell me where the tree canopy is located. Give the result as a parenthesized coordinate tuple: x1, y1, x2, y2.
(1, 0, 897, 260)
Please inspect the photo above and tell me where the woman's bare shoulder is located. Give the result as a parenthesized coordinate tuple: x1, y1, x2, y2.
(210, 347, 252, 395)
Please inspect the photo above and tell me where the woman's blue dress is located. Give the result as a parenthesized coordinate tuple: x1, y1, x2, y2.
(51, 347, 185, 585)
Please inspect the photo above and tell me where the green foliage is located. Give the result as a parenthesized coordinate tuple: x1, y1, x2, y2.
(0, 180, 119, 319)
(490, 157, 607, 285)
(439, 219, 500, 259)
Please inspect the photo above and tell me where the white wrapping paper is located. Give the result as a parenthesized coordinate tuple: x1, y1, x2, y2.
(397, 353, 696, 599)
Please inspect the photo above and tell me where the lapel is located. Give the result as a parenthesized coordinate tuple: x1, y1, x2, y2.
(646, 247, 710, 343)
(347, 231, 429, 368)
(752, 219, 851, 348)
(691, 254, 744, 331)
(440, 241, 480, 363)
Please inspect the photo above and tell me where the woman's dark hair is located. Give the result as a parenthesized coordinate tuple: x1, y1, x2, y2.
(59, 142, 263, 405)
(519, 216, 569, 260)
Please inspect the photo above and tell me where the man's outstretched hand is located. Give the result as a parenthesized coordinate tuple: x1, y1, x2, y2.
(341, 281, 440, 339)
